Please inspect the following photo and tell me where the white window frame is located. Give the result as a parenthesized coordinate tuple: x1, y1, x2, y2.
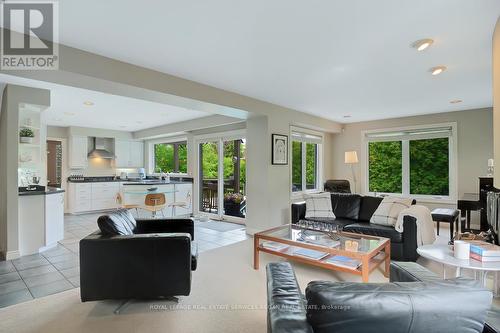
(290, 126, 324, 198)
(193, 129, 247, 223)
(361, 122, 458, 203)
(147, 136, 189, 176)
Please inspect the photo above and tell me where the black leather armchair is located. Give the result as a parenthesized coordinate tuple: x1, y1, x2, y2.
(80, 210, 197, 302)
(324, 179, 351, 193)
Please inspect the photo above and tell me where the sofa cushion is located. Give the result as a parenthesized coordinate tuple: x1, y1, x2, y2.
(304, 192, 335, 219)
(304, 217, 355, 230)
(330, 193, 361, 220)
(358, 196, 383, 222)
(305, 279, 492, 333)
(97, 209, 137, 236)
(343, 222, 403, 243)
(370, 196, 412, 227)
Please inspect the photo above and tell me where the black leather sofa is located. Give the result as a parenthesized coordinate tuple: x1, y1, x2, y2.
(292, 193, 418, 261)
(266, 261, 495, 333)
(79, 210, 197, 302)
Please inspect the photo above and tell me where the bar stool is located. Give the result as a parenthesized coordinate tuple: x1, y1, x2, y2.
(142, 193, 166, 218)
(169, 191, 191, 217)
(115, 193, 140, 217)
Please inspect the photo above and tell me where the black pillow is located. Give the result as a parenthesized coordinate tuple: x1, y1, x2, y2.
(97, 209, 137, 236)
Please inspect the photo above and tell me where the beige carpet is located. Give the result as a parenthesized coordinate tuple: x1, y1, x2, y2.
(0, 239, 389, 333)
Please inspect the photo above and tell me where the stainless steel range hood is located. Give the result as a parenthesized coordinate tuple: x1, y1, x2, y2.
(88, 137, 114, 159)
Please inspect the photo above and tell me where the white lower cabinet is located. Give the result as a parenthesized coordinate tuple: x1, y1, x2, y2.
(68, 182, 119, 213)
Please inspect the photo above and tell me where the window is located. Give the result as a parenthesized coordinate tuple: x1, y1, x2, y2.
(291, 130, 322, 193)
(154, 141, 187, 173)
(365, 125, 454, 198)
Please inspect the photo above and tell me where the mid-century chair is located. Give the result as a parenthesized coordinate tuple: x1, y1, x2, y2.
(142, 193, 166, 218)
(115, 193, 140, 216)
(169, 190, 192, 216)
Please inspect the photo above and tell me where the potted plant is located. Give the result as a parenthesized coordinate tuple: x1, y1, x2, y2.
(223, 192, 246, 218)
(19, 128, 35, 144)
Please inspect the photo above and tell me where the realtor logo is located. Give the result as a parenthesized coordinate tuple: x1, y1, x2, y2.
(0, 1, 59, 70)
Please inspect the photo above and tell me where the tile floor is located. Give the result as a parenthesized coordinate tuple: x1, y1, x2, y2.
(0, 212, 248, 309)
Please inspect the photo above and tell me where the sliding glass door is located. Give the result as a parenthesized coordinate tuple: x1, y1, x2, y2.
(222, 139, 246, 219)
(198, 134, 246, 223)
(199, 141, 219, 216)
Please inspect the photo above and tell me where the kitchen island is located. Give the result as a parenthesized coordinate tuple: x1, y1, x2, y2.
(121, 180, 193, 217)
(18, 187, 65, 256)
(68, 176, 193, 217)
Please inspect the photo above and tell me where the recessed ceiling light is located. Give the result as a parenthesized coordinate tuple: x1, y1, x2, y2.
(64, 112, 75, 116)
(83, 101, 94, 106)
(430, 66, 447, 76)
(412, 38, 434, 51)
(450, 99, 463, 104)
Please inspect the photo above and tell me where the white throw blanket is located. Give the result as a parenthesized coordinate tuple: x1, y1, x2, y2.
(395, 205, 436, 246)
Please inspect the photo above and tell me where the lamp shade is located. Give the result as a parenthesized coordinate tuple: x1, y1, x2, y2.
(345, 151, 359, 164)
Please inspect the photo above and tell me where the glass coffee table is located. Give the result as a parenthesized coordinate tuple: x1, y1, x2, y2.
(254, 224, 391, 282)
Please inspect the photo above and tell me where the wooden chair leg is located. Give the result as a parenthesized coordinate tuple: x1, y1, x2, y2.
(436, 221, 440, 235)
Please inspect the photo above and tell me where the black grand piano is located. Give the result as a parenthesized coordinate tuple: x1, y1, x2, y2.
(457, 177, 494, 232)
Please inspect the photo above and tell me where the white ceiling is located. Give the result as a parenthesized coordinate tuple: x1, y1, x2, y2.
(44, 0, 500, 123)
(0, 74, 210, 131)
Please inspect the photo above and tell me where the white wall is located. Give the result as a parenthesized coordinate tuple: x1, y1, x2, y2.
(331, 108, 493, 211)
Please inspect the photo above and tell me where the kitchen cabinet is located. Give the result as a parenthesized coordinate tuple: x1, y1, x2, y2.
(115, 140, 144, 168)
(114, 139, 130, 167)
(130, 141, 144, 167)
(68, 183, 91, 213)
(69, 136, 88, 169)
(91, 182, 119, 210)
(68, 182, 119, 213)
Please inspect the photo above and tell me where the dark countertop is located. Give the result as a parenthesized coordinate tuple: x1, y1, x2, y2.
(19, 186, 65, 196)
(121, 180, 192, 186)
(68, 176, 193, 184)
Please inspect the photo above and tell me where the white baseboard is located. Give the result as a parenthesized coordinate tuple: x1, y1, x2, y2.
(5, 250, 20, 260)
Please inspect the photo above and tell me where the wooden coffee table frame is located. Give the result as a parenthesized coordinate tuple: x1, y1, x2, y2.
(254, 225, 390, 282)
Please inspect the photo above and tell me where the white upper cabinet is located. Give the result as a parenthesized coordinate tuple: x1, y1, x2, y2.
(129, 141, 144, 167)
(114, 139, 131, 167)
(115, 139, 144, 168)
(69, 136, 88, 169)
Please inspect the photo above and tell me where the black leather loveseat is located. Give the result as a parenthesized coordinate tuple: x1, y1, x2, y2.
(266, 261, 495, 333)
(80, 210, 197, 302)
(292, 193, 418, 261)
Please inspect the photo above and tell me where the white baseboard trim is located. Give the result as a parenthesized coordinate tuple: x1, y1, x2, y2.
(5, 250, 20, 260)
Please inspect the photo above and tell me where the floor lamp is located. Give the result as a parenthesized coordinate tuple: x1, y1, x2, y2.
(345, 151, 359, 193)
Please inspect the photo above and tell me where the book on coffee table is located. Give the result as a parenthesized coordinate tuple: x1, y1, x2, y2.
(293, 248, 329, 260)
(262, 241, 289, 251)
(468, 241, 500, 257)
(325, 255, 362, 269)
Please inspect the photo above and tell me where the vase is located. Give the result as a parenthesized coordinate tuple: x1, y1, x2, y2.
(20, 137, 33, 144)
